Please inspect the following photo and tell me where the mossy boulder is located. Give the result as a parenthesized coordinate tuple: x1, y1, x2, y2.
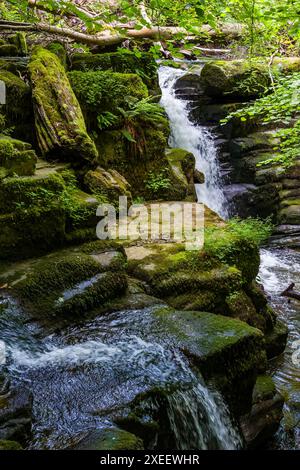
(70, 50, 158, 90)
(154, 307, 267, 415)
(0, 439, 23, 450)
(46, 42, 67, 68)
(68, 70, 148, 131)
(84, 167, 132, 206)
(29, 47, 98, 163)
(240, 375, 284, 448)
(6, 33, 28, 57)
(95, 128, 170, 199)
(166, 148, 197, 201)
(0, 136, 37, 176)
(199, 58, 300, 100)
(264, 319, 288, 359)
(74, 428, 144, 450)
(8, 247, 128, 321)
(0, 44, 18, 57)
(0, 70, 33, 141)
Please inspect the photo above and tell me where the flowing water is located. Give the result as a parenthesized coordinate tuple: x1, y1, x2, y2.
(158, 64, 300, 449)
(259, 248, 300, 449)
(158, 66, 227, 218)
(2, 300, 240, 449)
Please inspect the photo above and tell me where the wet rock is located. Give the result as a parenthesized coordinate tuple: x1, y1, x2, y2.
(166, 148, 197, 201)
(73, 428, 144, 450)
(240, 375, 284, 448)
(29, 47, 98, 163)
(84, 167, 132, 206)
(154, 307, 267, 415)
(0, 439, 23, 450)
(0, 383, 32, 446)
(264, 319, 288, 359)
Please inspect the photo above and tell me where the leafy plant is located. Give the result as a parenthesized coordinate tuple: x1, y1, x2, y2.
(97, 111, 118, 130)
(222, 73, 300, 167)
(144, 169, 171, 197)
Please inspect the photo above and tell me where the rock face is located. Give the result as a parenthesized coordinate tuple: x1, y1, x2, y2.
(0, 381, 32, 446)
(84, 167, 132, 206)
(174, 58, 300, 240)
(29, 48, 98, 163)
(240, 375, 284, 448)
(73, 428, 144, 450)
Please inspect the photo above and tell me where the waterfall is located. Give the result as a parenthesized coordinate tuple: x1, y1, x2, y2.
(158, 66, 227, 218)
(7, 307, 240, 450)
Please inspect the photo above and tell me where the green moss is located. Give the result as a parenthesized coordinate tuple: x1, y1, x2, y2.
(70, 50, 157, 89)
(29, 47, 98, 162)
(74, 428, 143, 450)
(0, 136, 37, 176)
(0, 70, 32, 124)
(154, 307, 267, 415)
(0, 44, 18, 57)
(252, 375, 276, 403)
(68, 70, 148, 131)
(46, 42, 67, 68)
(0, 439, 23, 450)
(0, 205, 66, 260)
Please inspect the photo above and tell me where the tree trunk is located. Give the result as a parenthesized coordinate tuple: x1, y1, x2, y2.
(0, 20, 243, 47)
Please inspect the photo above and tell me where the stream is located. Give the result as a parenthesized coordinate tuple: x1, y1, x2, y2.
(0, 64, 299, 451)
(159, 65, 300, 450)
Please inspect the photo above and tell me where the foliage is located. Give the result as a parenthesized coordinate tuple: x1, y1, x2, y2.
(204, 217, 273, 261)
(222, 73, 300, 167)
(144, 169, 171, 197)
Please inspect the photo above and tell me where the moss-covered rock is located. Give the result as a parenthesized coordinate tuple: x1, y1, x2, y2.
(9, 247, 128, 320)
(166, 148, 197, 201)
(0, 69, 33, 141)
(95, 128, 170, 199)
(0, 136, 37, 176)
(70, 50, 158, 90)
(0, 439, 23, 450)
(29, 47, 97, 163)
(84, 167, 132, 206)
(199, 58, 300, 99)
(240, 374, 284, 448)
(264, 319, 288, 359)
(7, 33, 28, 57)
(68, 69, 148, 131)
(0, 44, 18, 57)
(154, 307, 267, 415)
(46, 42, 67, 68)
(74, 428, 144, 450)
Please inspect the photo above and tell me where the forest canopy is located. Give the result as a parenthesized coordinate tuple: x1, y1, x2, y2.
(0, 1, 299, 55)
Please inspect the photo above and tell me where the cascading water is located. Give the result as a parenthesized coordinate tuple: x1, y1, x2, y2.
(158, 66, 227, 218)
(4, 303, 240, 450)
(259, 248, 300, 449)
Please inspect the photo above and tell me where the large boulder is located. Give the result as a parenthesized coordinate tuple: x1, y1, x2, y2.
(0, 137, 37, 177)
(84, 167, 132, 206)
(29, 47, 98, 163)
(73, 428, 144, 450)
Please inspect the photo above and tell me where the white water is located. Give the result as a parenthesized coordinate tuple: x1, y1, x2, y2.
(158, 66, 227, 218)
(8, 307, 241, 450)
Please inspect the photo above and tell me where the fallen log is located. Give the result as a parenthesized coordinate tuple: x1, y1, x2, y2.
(0, 20, 244, 47)
(280, 283, 300, 301)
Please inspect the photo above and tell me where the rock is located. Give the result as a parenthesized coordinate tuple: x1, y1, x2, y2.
(199, 58, 300, 99)
(73, 428, 144, 450)
(0, 439, 23, 450)
(279, 205, 300, 225)
(29, 47, 98, 163)
(154, 307, 267, 415)
(70, 51, 158, 90)
(0, 69, 33, 142)
(240, 375, 284, 448)
(84, 167, 132, 206)
(0, 45, 18, 57)
(68, 69, 148, 132)
(7, 246, 128, 323)
(264, 319, 288, 359)
(46, 42, 67, 68)
(166, 148, 197, 201)
(0, 137, 37, 176)
(0, 384, 32, 445)
(194, 169, 205, 184)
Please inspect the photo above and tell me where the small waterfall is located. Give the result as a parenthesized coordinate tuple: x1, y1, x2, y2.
(158, 66, 227, 218)
(7, 307, 240, 450)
